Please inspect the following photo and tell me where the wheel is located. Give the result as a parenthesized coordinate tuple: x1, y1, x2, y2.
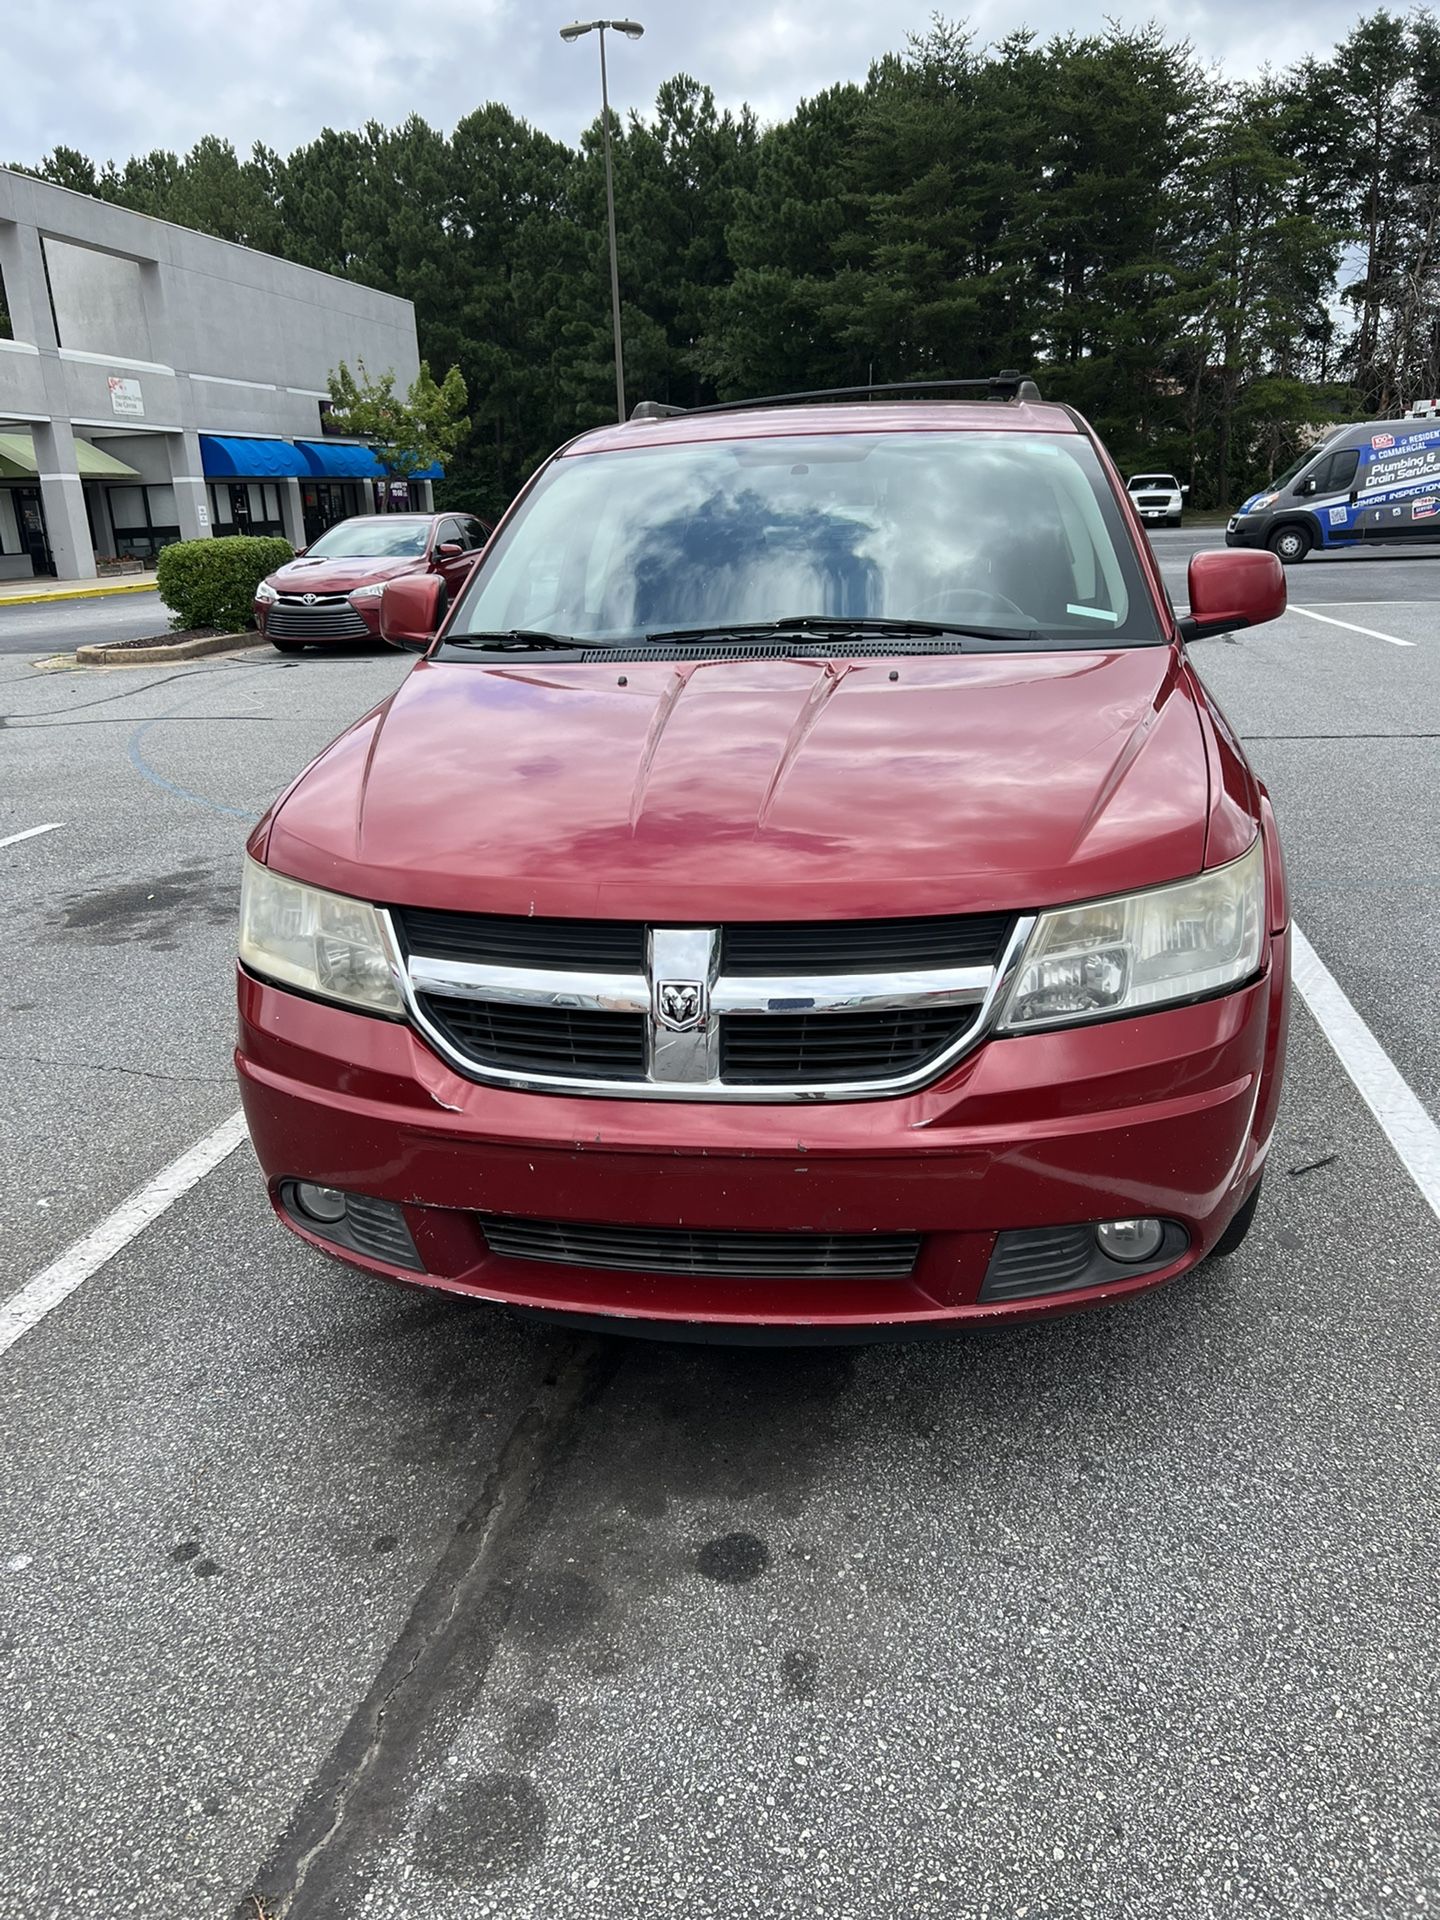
(271, 638, 304, 655)
(1267, 524, 1311, 564)
(1210, 1180, 1263, 1259)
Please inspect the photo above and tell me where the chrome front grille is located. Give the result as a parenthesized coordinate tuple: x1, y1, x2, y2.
(388, 908, 1033, 1103)
(267, 594, 370, 639)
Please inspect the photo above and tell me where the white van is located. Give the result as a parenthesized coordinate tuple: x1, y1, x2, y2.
(1125, 473, 1186, 527)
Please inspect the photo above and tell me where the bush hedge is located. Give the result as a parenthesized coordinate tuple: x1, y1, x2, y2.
(156, 534, 293, 633)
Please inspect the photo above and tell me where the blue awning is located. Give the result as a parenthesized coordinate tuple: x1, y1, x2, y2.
(198, 435, 309, 478)
(296, 440, 443, 481)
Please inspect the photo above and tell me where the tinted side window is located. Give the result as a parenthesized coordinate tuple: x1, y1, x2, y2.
(1326, 449, 1360, 493)
(435, 518, 461, 549)
(462, 518, 487, 550)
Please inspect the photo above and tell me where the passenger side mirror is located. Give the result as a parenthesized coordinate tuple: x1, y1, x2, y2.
(436, 541, 464, 557)
(1180, 485, 1190, 496)
(1298, 477, 1318, 496)
(1178, 550, 1286, 641)
(380, 573, 447, 651)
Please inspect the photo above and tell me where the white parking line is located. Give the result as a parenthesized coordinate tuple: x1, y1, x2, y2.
(0, 822, 64, 849)
(1293, 926, 1440, 1224)
(0, 1111, 249, 1361)
(1287, 606, 1416, 648)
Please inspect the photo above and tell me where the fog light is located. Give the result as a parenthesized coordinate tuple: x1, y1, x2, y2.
(1096, 1217, 1165, 1264)
(294, 1182, 348, 1225)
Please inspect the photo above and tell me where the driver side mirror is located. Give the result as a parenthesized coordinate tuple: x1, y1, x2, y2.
(1298, 477, 1318, 496)
(380, 572, 447, 652)
(1178, 549, 1286, 641)
(436, 541, 464, 557)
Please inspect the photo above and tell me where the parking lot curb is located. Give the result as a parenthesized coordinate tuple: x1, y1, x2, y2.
(0, 578, 157, 605)
(73, 630, 268, 666)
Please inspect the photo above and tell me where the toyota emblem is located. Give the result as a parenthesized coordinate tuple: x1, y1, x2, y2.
(301, 592, 318, 604)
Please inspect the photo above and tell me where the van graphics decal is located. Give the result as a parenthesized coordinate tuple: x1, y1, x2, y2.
(1413, 497, 1439, 519)
(1328, 506, 1349, 526)
(1371, 433, 1396, 449)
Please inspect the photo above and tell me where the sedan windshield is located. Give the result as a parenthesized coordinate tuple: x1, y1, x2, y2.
(305, 518, 430, 559)
(453, 431, 1161, 648)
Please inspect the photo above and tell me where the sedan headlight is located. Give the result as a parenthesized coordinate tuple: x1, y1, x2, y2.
(349, 582, 387, 600)
(239, 859, 402, 1016)
(1000, 837, 1265, 1033)
(255, 581, 279, 605)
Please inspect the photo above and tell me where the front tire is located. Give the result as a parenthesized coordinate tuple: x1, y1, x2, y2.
(1267, 523, 1311, 564)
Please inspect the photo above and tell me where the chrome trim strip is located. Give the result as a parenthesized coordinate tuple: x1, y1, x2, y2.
(714, 966, 990, 1016)
(387, 912, 1037, 1105)
(408, 955, 649, 1015)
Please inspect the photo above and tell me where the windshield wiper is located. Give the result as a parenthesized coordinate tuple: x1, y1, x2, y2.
(443, 629, 593, 652)
(639, 615, 1032, 645)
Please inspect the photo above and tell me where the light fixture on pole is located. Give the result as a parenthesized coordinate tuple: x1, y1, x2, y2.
(560, 18, 644, 423)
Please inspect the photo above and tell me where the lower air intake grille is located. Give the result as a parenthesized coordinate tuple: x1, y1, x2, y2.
(340, 1193, 423, 1270)
(478, 1215, 922, 1279)
(719, 1007, 970, 1084)
(981, 1224, 1097, 1302)
(419, 996, 648, 1080)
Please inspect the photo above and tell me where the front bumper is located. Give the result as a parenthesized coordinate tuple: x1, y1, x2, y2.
(236, 934, 1289, 1331)
(1225, 514, 1267, 548)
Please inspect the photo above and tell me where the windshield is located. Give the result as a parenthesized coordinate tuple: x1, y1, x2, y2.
(452, 432, 1160, 648)
(1129, 475, 1177, 490)
(305, 518, 430, 560)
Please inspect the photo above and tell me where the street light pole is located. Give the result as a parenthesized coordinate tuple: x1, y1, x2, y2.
(560, 18, 644, 424)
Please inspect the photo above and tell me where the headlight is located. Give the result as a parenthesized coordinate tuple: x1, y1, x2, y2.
(1000, 837, 1264, 1033)
(255, 581, 279, 605)
(239, 859, 402, 1016)
(1249, 493, 1279, 513)
(349, 582, 387, 600)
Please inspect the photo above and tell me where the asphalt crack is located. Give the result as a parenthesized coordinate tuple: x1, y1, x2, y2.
(240, 1333, 622, 1920)
(0, 1055, 230, 1088)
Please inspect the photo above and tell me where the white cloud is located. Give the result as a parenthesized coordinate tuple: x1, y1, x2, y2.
(5, 0, 1370, 169)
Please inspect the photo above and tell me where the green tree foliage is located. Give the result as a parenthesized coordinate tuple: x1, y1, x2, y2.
(326, 358, 470, 503)
(19, 10, 1440, 509)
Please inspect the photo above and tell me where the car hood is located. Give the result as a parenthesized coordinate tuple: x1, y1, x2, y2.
(267, 556, 423, 593)
(264, 648, 1217, 921)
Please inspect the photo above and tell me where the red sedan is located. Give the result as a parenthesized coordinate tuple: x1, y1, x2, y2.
(253, 511, 490, 653)
(236, 376, 1290, 1337)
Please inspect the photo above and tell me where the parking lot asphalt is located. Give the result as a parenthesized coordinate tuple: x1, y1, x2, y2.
(0, 587, 168, 655)
(1, 545, 1438, 1920)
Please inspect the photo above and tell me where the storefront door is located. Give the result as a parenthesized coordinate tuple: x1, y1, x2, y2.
(15, 488, 53, 577)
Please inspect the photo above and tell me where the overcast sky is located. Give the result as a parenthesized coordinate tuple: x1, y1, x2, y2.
(8, 0, 1362, 168)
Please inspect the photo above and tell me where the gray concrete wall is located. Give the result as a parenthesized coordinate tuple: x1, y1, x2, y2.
(0, 168, 424, 576)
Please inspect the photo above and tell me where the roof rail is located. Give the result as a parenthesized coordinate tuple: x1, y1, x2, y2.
(628, 372, 1042, 423)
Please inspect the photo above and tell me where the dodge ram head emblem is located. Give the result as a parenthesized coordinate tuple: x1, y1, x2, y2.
(656, 980, 705, 1031)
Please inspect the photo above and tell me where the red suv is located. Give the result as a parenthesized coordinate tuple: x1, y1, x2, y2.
(236, 376, 1291, 1337)
(254, 511, 490, 653)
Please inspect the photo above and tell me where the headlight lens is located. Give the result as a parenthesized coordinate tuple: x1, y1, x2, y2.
(1250, 493, 1279, 512)
(1000, 837, 1265, 1033)
(349, 582, 387, 600)
(239, 859, 402, 1015)
(255, 581, 279, 605)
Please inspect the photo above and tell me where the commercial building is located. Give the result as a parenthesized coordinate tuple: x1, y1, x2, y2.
(0, 168, 436, 581)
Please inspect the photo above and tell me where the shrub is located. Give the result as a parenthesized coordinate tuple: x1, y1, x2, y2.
(156, 534, 293, 633)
